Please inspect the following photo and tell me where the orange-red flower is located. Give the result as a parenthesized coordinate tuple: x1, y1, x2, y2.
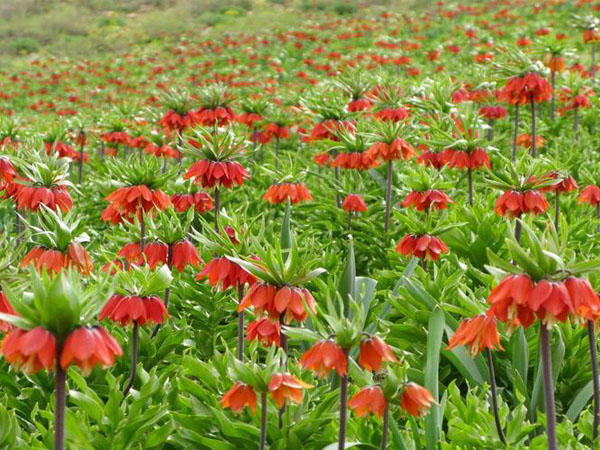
(0, 291, 16, 333)
(402, 190, 453, 211)
(487, 274, 535, 328)
(1, 327, 56, 374)
(144, 241, 167, 269)
(348, 98, 371, 112)
(263, 183, 312, 204)
(400, 383, 435, 417)
(101, 185, 171, 224)
(221, 382, 257, 413)
(537, 172, 578, 194)
(239, 282, 316, 323)
(246, 317, 280, 347)
(367, 139, 416, 162)
(300, 339, 347, 377)
(307, 120, 353, 142)
(517, 133, 545, 149)
(237, 112, 262, 128)
(15, 185, 72, 212)
(495, 190, 549, 218)
(171, 240, 201, 272)
(564, 277, 600, 321)
(21, 243, 93, 275)
(348, 386, 387, 418)
(438, 148, 490, 170)
(60, 326, 122, 376)
(268, 372, 312, 408)
(417, 149, 442, 169)
(395, 234, 449, 261)
(479, 105, 508, 120)
(118, 242, 143, 265)
(99, 294, 168, 327)
(331, 152, 378, 170)
(342, 194, 367, 213)
(374, 107, 409, 122)
(159, 110, 195, 132)
(543, 54, 566, 73)
(579, 185, 600, 206)
(184, 160, 250, 189)
(447, 314, 503, 356)
(313, 152, 330, 166)
(193, 106, 236, 126)
(171, 192, 213, 213)
(359, 336, 397, 371)
(197, 256, 256, 290)
(499, 73, 552, 105)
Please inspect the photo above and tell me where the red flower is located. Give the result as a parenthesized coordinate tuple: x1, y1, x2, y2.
(584, 29, 600, 44)
(15, 185, 72, 212)
(402, 190, 453, 211)
(0, 291, 16, 333)
(307, 120, 353, 142)
(395, 234, 449, 261)
(101, 186, 171, 224)
(487, 274, 535, 329)
(313, 153, 330, 166)
(500, 73, 552, 105)
(263, 183, 312, 204)
(21, 244, 93, 275)
(348, 98, 371, 112)
(60, 326, 122, 375)
(438, 148, 490, 170)
(184, 160, 250, 189)
(193, 106, 236, 126)
(330, 152, 379, 170)
(479, 105, 508, 120)
(367, 139, 416, 162)
(417, 150, 442, 169)
(239, 283, 316, 323)
(99, 294, 168, 327)
(1, 327, 56, 374)
(300, 339, 347, 377)
(579, 185, 600, 206)
(342, 194, 367, 213)
(262, 123, 291, 141)
(237, 112, 262, 128)
(102, 131, 131, 146)
(495, 190, 549, 218)
(359, 336, 397, 371)
(374, 107, 409, 122)
(537, 172, 578, 194)
(269, 372, 312, 407)
(447, 314, 503, 356)
(348, 386, 387, 418)
(171, 240, 201, 271)
(159, 110, 195, 132)
(0, 157, 17, 187)
(197, 256, 256, 290)
(564, 277, 600, 322)
(171, 192, 213, 214)
(221, 382, 257, 413)
(246, 318, 280, 347)
(516, 133, 545, 149)
(118, 242, 143, 265)
(401, 383, 435, 417)
(144, 241, 168, 269)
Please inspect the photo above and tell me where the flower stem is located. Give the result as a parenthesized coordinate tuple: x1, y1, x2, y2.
(338, 349, 350, 450)
(123, 321, 139, 396)
(237, 282, 245, 361)
(54, 345, 66, 450)
(275, 137, 280, 170)
(530, 97, 537, 157)
(551, 72, 556, 121)
(384, 160, 393, 233)
(486, 348, 506, 445)
(260, 392, 268, 450)
(588, 321, 600, 443)
(512, 104, 519, 162)
(77, 140, 85, 185)
(278, 324, 288, 428)
(214, 187, 220, 232)
(575, 107, 580, 141)
(139, 210, 146, 253)
(515, 219, 522, 244)
(554, 192, 560, 231)
(380, 401, 389, 450)
(540, 325, 558, 450)
(347, 212, 352, 231)
(487, 118, 493, 141)
(468, 168, 474, 206)
(151, 243, 173, 338)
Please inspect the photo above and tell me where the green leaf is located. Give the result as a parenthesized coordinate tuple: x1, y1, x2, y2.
(425, 306, 445, 450)
(338, 238, 356, 316)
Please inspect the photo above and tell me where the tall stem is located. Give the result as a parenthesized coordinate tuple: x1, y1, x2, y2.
(380, 401, 389, 450)
(384, 160, 393, 233)
(486, 348, 506, 445)
(123, 322, 139, 396)
(530, 97, 537, 157)
(54, 344, 66, 450)
(177, 132, 183, 173)
(467, 168, 474, 206)
(512, 104, 519, 162)
(551, 72, 556, 122)
(338, 349, 350, 450)
(592, 44, 597, 79)
(278, 323, 289, 429)
(214, 187, 220, 232)
(259, 392, 268, 450)
(252, 126, 258, 159)
(487, 118, 493, 141)
(515, 218, 522, 244)
(540, 326, 558, 450)
(589, 321, 600, 444)
(575, 107, 580, 141)
(139, 210, 146, 253)
(347, 212, 352, 231)
(151, 243, 173, 338)
(554, 192, 560, 231)
(77, 140, 84, 185)
(237, 282, 245, 361)
(275, 137, 280, 170)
